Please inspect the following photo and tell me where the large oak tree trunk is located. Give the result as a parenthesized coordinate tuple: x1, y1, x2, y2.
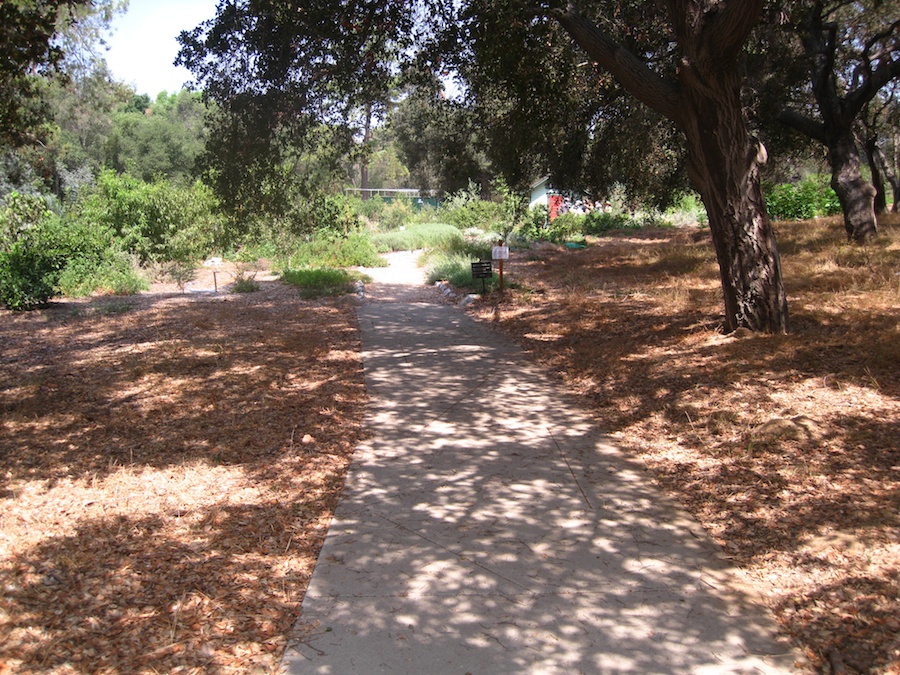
(680, 78, 789, 333)
(830, 134, 878, 242)
(557, 1, 789, 333)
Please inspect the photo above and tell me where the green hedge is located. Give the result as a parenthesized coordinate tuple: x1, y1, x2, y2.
(766, 175, 841, 220)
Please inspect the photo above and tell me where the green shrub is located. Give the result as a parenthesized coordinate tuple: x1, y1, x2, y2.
(56, 250, 147, 297)
(379, 199, 414, 230)
(664, 192, 708, 226)
(349, 194, 386, 223)
(75, 170, 221, 263)
(284, 229, 384, 269)
(424, 251, 498, 293)
(286, 192, 361, 236)
(582, 211, 637, 234)
(766, 175, 841, 220)
(0, 241, 58, 309)
(440, 182, 505, 231)
(371, 222, 463, 252)
(280, 267, 357, 298)
(231, 276, 261, 293)
(1, 192, 51, 247)
(517, 208, 585, 242)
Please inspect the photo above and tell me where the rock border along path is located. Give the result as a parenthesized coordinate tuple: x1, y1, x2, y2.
(282, 251, 798, 674)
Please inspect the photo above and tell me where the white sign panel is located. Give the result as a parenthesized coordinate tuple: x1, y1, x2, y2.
(492, 246, 509, 260)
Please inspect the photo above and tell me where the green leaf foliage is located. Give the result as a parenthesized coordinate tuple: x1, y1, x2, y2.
(280, 267, 358, 298)
(74, 170, 222, 263)
(766, 175, 842, 220)
(0, 192, 144, 309)
(0, 0, 93, 148)
(371, 222, 463, 253)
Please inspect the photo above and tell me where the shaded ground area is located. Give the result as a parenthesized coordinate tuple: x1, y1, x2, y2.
(286, 300, 795, 674)
(467, 216, 900, 674)
(1, 285, 366, 673)
(1, 216, 897, 673)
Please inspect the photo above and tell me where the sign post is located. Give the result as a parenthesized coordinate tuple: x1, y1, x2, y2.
(203, 257, 223, 293)
(492, 241, 509, 292)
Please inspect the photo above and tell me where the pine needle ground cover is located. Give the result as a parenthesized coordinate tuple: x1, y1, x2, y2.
(1, 284, 365, 674)
(472, 215, 899, 674)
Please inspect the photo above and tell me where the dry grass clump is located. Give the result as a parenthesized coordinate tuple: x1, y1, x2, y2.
(473, 216, 900, 674)
(1, 289, 366, 674)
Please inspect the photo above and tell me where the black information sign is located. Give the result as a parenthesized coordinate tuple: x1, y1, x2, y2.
(471, 260, 493, 293)
(471, 261, 493, 279)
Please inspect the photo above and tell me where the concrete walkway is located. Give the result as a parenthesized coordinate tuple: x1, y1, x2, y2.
(282, 260, 796, 674)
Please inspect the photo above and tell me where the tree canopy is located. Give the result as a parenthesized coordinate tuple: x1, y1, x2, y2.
(0, 0, 93, 147)
(179, 0, 789, 332)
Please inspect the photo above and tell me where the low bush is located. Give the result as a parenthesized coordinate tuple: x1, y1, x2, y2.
(231, 276, 261, 293)
(423, 251, 500, 293)
(56, 250, 147, 298)
(371, 222, 463, 252)
(284, 230, 384, 269)
(75, 170, 221, 264)
(0, 197, 147, 308)
(0, 241, 58, 310)
(766, 175, 841, 220)
(280, 267, 359, 298)
(664, 192, 708, 227)
(517, 208, 583, 242)
(441, 182, 505, 232)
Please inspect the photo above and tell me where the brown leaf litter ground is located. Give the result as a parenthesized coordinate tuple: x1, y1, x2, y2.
(1, 272, 365, 674)
(469, 215, 899, 675)
(1, 217, 898, 673)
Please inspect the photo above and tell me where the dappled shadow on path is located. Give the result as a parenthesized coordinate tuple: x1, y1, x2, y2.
(287, 303, 795, 673)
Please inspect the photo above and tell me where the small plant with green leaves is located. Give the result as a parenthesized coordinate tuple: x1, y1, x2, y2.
(231, 275, 261, 293)
(424, 252, 499, 293)
(230, 252, 263, 293)
(283, 229, 384, 269)
(159, 260, 197, 293)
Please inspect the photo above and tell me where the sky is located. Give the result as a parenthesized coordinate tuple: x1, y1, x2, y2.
(104, 0, 219, 97)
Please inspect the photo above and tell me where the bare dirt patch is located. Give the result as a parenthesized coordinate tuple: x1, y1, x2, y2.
(467, 215, 900, 674)
(1, 280, 366, 673)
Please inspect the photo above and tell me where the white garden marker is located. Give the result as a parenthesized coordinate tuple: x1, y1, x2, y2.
(203, 257, 223, 292)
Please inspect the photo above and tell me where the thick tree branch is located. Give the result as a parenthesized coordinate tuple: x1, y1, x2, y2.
(844, 53, 900, 121)
(553, 3, 682, 124)
(777, 109, 828, 143)
(704, 0, 765, 61)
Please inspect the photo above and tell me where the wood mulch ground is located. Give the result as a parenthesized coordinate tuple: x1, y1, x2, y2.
(1, 269, 366, 674)
(1, 218, 898, 674)
(469, 215, 900, 674)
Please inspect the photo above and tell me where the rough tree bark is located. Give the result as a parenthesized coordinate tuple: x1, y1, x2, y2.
(829, 134, 879, 239)
(785, 9, 878, 242)
(864, 135, 888, 214)
(556, 0, 788, 333)
(872, 139, 900, 213)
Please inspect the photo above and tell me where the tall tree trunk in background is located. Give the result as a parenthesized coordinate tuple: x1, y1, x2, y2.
(829, 134, 878, 240)
(777, 6, 899, 242)
(864, 136, 887, 214)
(872, 143, 900, 213)
(779, 109, 879, 241)
(360, 103, 372, 199)
(557, 0, 788, 333)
